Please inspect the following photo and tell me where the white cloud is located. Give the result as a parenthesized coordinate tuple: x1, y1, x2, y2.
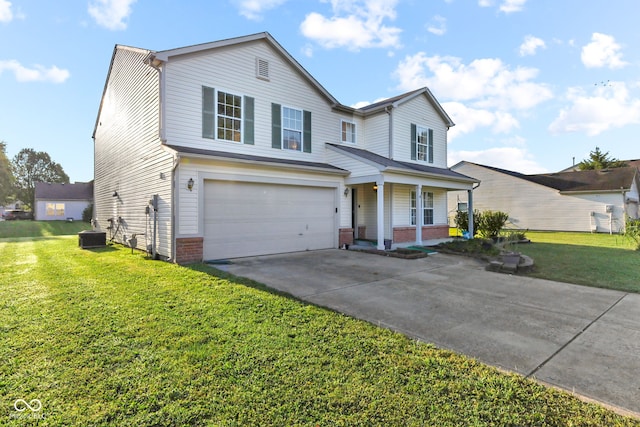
(443, 102, 519, 141)
(232, 0, 288, 21)
(478, 0, 527, 13)
(448, 147, 547, 174)
(426, 15, 446, 36)
(499, 0, 526, 13)
(0, 0, 13, 22)
(519, 35, 545, 56)
(300, 0, 402, 50)
(581, 33, 627, 69)
(88, 0, 137, 30)
(549, 83, 640, 136)
(0, 60, 70, 83)
(393, 53, 553, 110)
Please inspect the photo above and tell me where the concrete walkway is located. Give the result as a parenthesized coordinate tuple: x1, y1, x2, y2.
(221, 249, 640, 416)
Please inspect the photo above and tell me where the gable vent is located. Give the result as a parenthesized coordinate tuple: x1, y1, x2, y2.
(256, 58, 269, 81)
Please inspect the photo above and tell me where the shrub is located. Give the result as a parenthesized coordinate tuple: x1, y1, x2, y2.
(477, 210, 510, 239)
(82, 203, 93, 223)
(454, 209, 482, 236)
(624, 216, 640, 250)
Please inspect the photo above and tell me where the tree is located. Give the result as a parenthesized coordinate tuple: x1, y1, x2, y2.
(12, 148, 69, 209)
(578, 147, 627, 170)
(0, 141, 15, 205)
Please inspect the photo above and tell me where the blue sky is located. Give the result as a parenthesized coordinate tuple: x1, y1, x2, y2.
(1, 0, 638, 182)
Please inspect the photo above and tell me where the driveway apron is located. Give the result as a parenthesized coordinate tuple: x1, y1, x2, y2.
(222, 249, 640, 416)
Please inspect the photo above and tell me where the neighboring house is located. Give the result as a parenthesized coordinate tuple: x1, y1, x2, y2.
(34, 182, 93, 221)
(560, 158, 640, 172)
(0, 201, 24, 218)
(92, 32, 476, 263)
(449, 161, 640, 233)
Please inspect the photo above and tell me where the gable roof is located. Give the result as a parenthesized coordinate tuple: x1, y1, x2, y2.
(328, 144, 476, 183)
(35, 182, 93, 201)
(356, 87, 455, 128)
(150, 32, 340, 107)
(456, 161, 639, 193)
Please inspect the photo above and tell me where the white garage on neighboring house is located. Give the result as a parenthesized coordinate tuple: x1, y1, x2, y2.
(34, 182, 93, 221)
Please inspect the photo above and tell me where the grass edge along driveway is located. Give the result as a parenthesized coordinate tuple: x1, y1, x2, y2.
(1, 237, 638, 426)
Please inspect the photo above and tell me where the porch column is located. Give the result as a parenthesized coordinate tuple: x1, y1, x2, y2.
(416, 184, 423, 245)
(467, 189, 474, 238)
(376, 181, 385, 250)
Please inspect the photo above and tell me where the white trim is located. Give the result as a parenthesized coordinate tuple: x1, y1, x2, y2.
(340, 119, 357, 144)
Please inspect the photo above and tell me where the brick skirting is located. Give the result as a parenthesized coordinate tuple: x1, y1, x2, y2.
(175, 237, 203, 264)
(339, 228, 354, 247)
(357, 226, 366, 240)
(393, 225, 449, 243)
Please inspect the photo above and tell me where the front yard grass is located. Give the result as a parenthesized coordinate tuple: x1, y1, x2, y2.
(514, 231, 640, 293)
(1, 237, 637, 425)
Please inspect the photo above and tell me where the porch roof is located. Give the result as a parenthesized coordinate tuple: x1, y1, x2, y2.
(326, 144, 478, 185)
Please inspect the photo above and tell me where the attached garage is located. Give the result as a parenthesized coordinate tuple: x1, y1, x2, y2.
(203, 180, 337, 260)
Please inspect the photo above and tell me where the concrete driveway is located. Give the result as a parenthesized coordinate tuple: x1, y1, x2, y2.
(221, 249, 640, 416)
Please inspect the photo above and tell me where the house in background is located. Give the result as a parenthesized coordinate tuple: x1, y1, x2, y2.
(34, 182, 93, 221)
(560, 158, 640, 172)
(92, 32, 476, 263)
(448, 161, 640, 233)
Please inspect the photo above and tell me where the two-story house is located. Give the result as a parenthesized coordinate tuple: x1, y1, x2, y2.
(92, 32, 476, 263)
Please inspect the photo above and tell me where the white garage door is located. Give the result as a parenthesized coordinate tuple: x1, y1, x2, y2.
(204, 181, 336, 260)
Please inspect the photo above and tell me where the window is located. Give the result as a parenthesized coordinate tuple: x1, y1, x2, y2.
(202, 87, 254, 145)
(282, 107, 303, 151)
(410, 191, 417, 225)
(217, 91, 242, 142)
(271, 103, 312, 153)
(411, 124, 434, 163)
(410, 191, 434, 225)
(46, 203, 64, 217)
(423, 192, 434, 225)
(341, 120, 356, 143)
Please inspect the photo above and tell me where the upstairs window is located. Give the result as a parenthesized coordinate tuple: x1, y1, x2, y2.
(271, 103, 312, 153)
(341, 120, 356, 143)
(217, 91, 242, 142)
(411, 124, 434, 163)
(202, 86, 254, 145)
(282, 107, 303, 151)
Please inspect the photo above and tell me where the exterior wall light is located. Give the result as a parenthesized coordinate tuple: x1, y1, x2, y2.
(344, 187, 349, 197)
(187, 178, 194, 191)
(373, 184, 378, 192)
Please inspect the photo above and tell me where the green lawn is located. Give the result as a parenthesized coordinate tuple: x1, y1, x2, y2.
(1, 237, 638, 426)
(514, 231, 640, 293)
(0, 220, 90, 239)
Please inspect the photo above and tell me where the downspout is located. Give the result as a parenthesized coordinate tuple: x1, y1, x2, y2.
(169, 153, 181, 263)
(144, 54, 166, 143)
(468, 182, 481, 238)
(385, 106, 393, 159)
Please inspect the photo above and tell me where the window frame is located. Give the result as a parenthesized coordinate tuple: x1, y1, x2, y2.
(416, 125, 433, 163)
(410, 190, 417, 226)
(423, 191, 434, 225)
(215, 89, 244, 143)
(341, 119, 357, 144)
(46, 202, 65, 217)
(281, 105, 304, 151)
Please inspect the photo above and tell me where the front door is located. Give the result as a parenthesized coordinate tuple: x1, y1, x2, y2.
(351, 188, 358, 239)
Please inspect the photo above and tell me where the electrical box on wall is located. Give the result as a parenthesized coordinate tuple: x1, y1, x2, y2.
(605, 205, 614, 213)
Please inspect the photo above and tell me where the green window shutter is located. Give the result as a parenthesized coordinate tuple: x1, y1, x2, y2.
(244, 96, 255, 145)
(303, 110, 312, 153)
(272, 103, 281, 149)
(202, 86, 215, 139)
(428, 128, 434, 163)
(410, 123, 417, 160)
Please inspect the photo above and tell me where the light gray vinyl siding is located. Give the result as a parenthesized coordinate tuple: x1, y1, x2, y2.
(449, 162, 628, 233)
(163, 40, 338, 163)
(93, 46, 174, 258)
(393, 95, 448, 168)
(362, 111, 389, 158)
